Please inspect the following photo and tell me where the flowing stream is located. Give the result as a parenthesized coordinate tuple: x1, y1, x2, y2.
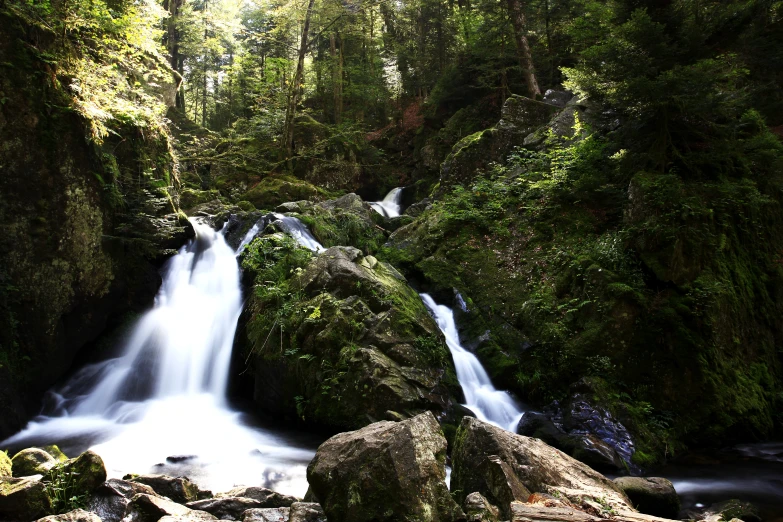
(2, 219, 317, 496)
(370, 187, 404, 218)
(420, 293, 524, 432)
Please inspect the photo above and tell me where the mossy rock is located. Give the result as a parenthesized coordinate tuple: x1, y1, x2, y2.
(0, 476, 52, 520)
(11, 449, 57, 477)
(0, 452, 11, 477)
(242, 175, 321, 209)
(43, 451, 107, 494)
(37, 446, 68, 463)
(179, 188, 222, 210)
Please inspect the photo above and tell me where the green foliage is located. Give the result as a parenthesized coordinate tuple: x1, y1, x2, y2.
(43, 466, 89, 515)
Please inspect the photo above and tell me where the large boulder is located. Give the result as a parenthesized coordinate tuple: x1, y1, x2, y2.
(516, 393, 639, 474)
(125, 474, 208, 504)
(11, 448, 58, 477)
(464, 492, 500, 522)
(242, 236, 459, 430)
(86, 478, 160, 522)
(307, 411, 463, 522)
(44, 451, 107, 494)
(613, 477, 679, 518)
(0, 476, 52, 520)
(452, 417, 633, 520)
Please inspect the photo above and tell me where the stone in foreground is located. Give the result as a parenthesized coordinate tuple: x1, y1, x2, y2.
(87, 478, 160, 522)
(0, 476, 51, 520)
(126, 474, 207, 504)
(242, 507, 290, 522)
(35, 508, 102, 522)
(186, 497, 266, 520)
(289, 502, 325, 522)
(613, 477, 680, 518)
(307, 412, 463, 522)
(11, 448, 57, 477)
(464, 492, 499, 522)
(452, 417, 632, 519)
(125, 493, 217, 522)
(217, 487, 297, 507)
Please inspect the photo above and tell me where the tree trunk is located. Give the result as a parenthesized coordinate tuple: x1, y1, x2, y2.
(283, 0, 316, 160)
(330, 32, 343, 124)
(506, 0, 541, 98)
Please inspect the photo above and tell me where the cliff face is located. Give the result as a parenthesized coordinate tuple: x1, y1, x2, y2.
(0, 9, 192, 439)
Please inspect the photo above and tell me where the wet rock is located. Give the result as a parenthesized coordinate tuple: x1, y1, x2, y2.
(288, 502, 325, 522)
(453, 417, 632, 519)
(126, 474, 208, 504)
(125, 493, 217, 522)
(242, 507, 290, 522)
(403, 199, 432, 218)
(613, 477, 679, 518)
(11, 448, 58, 477)
(35, 508, 102, 522)
(464, 492, 500, 522)
(516, 393, 638, 474)
(542, 90, 573, 108)
(0, 476, 52, 520)
(186, 497, 266, 520)
(86, 478, 159, 522)
(696, 500, 762, 522)
(307, 411, 463, 522)
(44, 451, 107, 493)
(217, 487, 297, 507)
(0, 451, 12, 477)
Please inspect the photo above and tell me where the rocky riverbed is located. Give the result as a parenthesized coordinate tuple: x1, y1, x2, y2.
(0, 414, 763, 522)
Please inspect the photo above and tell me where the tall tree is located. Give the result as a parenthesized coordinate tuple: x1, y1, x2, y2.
(283, 0, 316, 159)
(506, 0, 540, 98)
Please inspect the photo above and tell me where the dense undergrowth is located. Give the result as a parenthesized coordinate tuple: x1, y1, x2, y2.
(383, 111, 783, 464)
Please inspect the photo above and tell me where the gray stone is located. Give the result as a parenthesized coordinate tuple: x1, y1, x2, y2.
(186, 497, 266, 520)
(124, 493, 217, 522)
(242, 508, 289, 522)
(126, 474, 208, 504)
(288, 503, 325, 522)
(307, 412, 464, 522)
(87, 479, 160, 522)
(464, 492, 499, 522)
(217, 487, 296, 508)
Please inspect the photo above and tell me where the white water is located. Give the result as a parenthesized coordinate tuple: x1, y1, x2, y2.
(420, 293, 524, 432)
(272, 214, 324, 252)
(2, 219, 315, 495)
(370, 187, 403, 218)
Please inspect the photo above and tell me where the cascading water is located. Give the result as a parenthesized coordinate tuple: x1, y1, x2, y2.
(2, 219, 316, 495)
(420, 293, 524, 432)
(272, 214, 324, 252)
(370, 187, 404, 218)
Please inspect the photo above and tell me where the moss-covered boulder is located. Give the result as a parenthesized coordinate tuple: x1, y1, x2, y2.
(612, 477, 679, 518)
(11, 448, 57, 477)
(439, 96, 559, 190)
(43, 450, 107, 495)
(38, 446, 69, 463)
(241, 235, 459, 430)
(242, 175, 322, 210)
(307, 412, 464, 522)
(0, 476, 52, 520)
(0, 452, 11, 477)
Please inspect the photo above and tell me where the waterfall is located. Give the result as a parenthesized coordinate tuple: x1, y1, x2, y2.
(420, 293, 524, 432)
(370, 187, 404, 218)
(2, 219, 315, 495)
(236, 214, 324, 254)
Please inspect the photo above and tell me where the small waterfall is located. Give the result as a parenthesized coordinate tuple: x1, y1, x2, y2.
(236, 214, 324, 254)
(420, 293, 524, 432)
(2, 219, 315, 495)
(370, 187, 403, 218)
(272, 214, 324, 252)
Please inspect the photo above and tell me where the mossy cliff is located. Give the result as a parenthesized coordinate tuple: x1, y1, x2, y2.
(384, 100, 783, 465)
(0, 6, 191, 439)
